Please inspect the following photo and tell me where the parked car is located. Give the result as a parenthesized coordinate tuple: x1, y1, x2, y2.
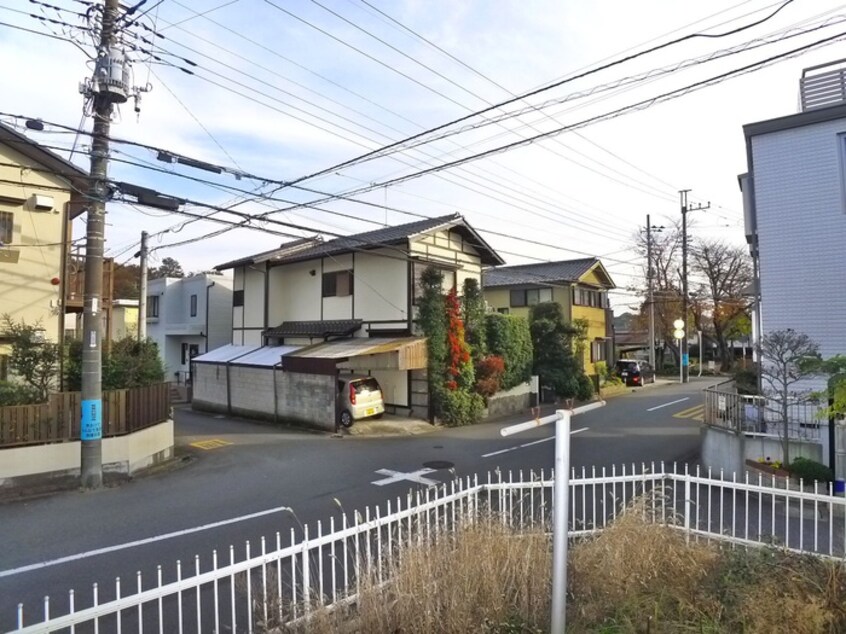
(614, 360, 655, 387)
(337, 375, 385, 427)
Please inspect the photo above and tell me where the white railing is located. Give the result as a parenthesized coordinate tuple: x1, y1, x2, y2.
(9, 463, 846, 633)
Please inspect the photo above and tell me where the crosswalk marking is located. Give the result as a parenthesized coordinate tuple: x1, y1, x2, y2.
(190, 438, 233, 450)
(673, 404, 705, 421)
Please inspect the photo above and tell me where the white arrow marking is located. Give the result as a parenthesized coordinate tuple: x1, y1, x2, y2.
(372, 468, 440, 486)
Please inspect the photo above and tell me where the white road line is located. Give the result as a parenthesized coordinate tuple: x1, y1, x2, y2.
(647, 397, 690, 412)
(0, 505, 293, 579)
(482, 427, 588, 458)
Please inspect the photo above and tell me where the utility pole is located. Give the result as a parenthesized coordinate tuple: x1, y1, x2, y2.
(138, 230, 148, 340)
(679, 190, 709, 384)
(79, 0, 121, 488)
(646, 215, 664, 370)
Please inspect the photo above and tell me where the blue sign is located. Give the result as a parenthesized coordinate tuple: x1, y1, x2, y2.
(682, 353, 690, 367)
(81, 399, 102, 440)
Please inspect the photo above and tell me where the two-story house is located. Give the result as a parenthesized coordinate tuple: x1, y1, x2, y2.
(0, 122, 88, 382)
(145, 273, 233, 384)
(740, 60, 846, 392)
(213, 213, 503, 418)
(482, 258, 616, 375)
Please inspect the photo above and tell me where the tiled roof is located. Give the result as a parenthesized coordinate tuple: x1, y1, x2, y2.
(216, 213, 504, 269)
(264, 320, 363, 338)
(482, 258, 610, 288)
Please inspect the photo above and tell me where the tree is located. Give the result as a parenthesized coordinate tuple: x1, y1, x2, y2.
(1, 315, 60, 402)
(760, 329, 821, 465)
(691, 240, 752, 371)
(485, 313, 533, 389)
(529, 302, 584, 400)
(150, 257, 185, 279)
(112, 262, 141, 299)
(65, 337, 165, 391)
(461, 278, 487, 362)
(416, 267, 447, 422)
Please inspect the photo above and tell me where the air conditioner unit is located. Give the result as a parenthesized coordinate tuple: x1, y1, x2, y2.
(29, 194, 55, 212)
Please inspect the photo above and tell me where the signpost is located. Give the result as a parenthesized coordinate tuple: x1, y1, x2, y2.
(500, 400, 606, 633)
(673, 319, 685, 384)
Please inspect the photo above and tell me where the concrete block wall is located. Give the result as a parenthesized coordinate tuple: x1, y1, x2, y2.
(277, 371, 335, 432)
(701, 425, 823, 477)
(230, 366, 275, 420)
(192, 363, 228, 413)
(484, 382, 531, 419)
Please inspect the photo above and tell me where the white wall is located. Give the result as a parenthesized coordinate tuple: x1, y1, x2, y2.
(752, 119, 846, 388)
(354, 248, 408, 325)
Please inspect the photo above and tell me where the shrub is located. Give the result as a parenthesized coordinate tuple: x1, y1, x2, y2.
(485, 313, 532, 389)
(0, 381, 42, 406)
(733, 365, 759, 395)
(788, 457, 833, 483)
(439, 388, 485, 426)
(576, 373, 595, 402)
(475, 355, 505, 397)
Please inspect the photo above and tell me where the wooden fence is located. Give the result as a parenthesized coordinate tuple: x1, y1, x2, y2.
(0, 383, 170, 448)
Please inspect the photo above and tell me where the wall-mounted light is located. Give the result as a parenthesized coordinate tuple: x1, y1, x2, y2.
(309, 269, 316, 276)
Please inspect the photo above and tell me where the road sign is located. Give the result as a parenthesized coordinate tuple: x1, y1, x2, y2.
(673, 329, 685, 339)
(682, 353, 689, 367)
(718, 395, 726, 412)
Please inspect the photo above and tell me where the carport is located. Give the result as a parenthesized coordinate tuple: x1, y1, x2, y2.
(283, 337, 429, 419)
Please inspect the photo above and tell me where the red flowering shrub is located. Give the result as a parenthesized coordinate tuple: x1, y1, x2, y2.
(475, 355, 505, 397)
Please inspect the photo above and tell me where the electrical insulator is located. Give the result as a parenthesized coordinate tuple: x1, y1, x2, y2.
(93, 47, 130, 104)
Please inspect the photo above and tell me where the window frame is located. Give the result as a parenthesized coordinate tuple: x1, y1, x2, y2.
(322, 270, 354, 298)
(147, 295, 159, 318)
(412, 263, 456, 306)
(510, 287, 552, 308)
(0, 211, 12, 244)
(233, 290, 244, 307)
(190, 294, 198, 317)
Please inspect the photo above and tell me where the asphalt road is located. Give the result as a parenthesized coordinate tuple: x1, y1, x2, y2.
(0, 378, 709, 630)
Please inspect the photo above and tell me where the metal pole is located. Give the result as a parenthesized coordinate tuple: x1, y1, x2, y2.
(698, 329, 703, 377)
(678, 337, 683, 384)
(647, 214, 656, 369)
(551, 409, 571, 634)
(680, 190, 689, 384)
(138, 230, 148, 340)
(80, 0, 120, 489)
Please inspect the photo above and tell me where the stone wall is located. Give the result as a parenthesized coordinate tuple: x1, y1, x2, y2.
(484, 382, 531, 420)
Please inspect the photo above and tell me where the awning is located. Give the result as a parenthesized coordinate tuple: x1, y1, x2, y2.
(264, 319, 363, 339)
(192, 344, 260, 364)
(283, 337, 427, 371)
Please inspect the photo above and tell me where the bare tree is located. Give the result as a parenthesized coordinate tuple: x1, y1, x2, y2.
(760, 329, 820, 465)
(692, 240, 752, 371)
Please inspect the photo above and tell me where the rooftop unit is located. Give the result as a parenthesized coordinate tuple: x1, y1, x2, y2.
(800, 58, 846, 111)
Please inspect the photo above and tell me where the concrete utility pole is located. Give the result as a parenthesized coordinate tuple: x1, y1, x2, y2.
(679, 190, 709, 384)
(138, 230, 148, 340)
(80, 0, 121, 488)
(646, 215, 664, 369)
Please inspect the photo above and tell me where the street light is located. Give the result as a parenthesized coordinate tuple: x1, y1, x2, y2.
(673, 319, 685, 384)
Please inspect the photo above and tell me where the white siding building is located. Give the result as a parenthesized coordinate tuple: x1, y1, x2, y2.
(741, 72, 846, 389)
(146, 273, 233, 382)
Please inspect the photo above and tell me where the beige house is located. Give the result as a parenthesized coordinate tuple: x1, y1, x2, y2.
(482, 258, 616, 375)
(214, 213, 503, 419)
(0, 123, 88, 380)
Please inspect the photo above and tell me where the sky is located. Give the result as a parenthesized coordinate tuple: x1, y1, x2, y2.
(1, 0, 844, 313)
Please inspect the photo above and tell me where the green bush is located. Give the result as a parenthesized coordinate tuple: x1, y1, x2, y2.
(733, 365, 759, 396)
(576, 373, 595, 402)
(65, 337, 165, 391)
(485, 313, 533, 390)
(440, 388, 485, 426)
(788, 457, 833, 483)
(0, 381, 42, 406)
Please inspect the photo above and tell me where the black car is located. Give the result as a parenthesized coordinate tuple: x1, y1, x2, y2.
(615, 360, 655, 387)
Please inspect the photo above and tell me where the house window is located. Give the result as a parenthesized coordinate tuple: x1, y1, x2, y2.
(233, 290, 244, 307)
(573, 287, 604, 308)
(0, 354, 7, 381)
(0, 211, 12, 244)
(590, 340, 607, 363)
(323, 270, 354, 298)
(183, 343, 199, 364)
(190, 294, 198, 317)
(147, 295, 159, 318)
(510, 287, 552, 307)
(412, 263, 456, 304)
(497, 307, 509, 315)
(181, 343, 188, 365)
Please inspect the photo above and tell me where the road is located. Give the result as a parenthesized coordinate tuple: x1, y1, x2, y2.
(0, 379, 708, 630)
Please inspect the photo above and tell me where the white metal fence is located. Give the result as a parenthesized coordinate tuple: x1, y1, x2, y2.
(9, 463, 846, 633)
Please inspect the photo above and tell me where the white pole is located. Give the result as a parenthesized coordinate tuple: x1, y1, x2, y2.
(551, 409, 571, 634)
(678, 337, 683, 384)
(698, 330, 703, 377)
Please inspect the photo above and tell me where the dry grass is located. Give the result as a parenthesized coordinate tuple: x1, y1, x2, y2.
(260, 500, 846, 633)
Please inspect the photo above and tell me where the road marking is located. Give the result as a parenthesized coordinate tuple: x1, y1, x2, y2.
(0, 505, 293, 579)
(372, 468, 440, 487)
(674, 404, 705, 421)
(190, 438, 232, 450)
(647, 397, 690, 412)
(482, 427, 588, 458)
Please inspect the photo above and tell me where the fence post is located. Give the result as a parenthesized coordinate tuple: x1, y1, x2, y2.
(551, 409, 572, 634)
(684, 466, 692, 544)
